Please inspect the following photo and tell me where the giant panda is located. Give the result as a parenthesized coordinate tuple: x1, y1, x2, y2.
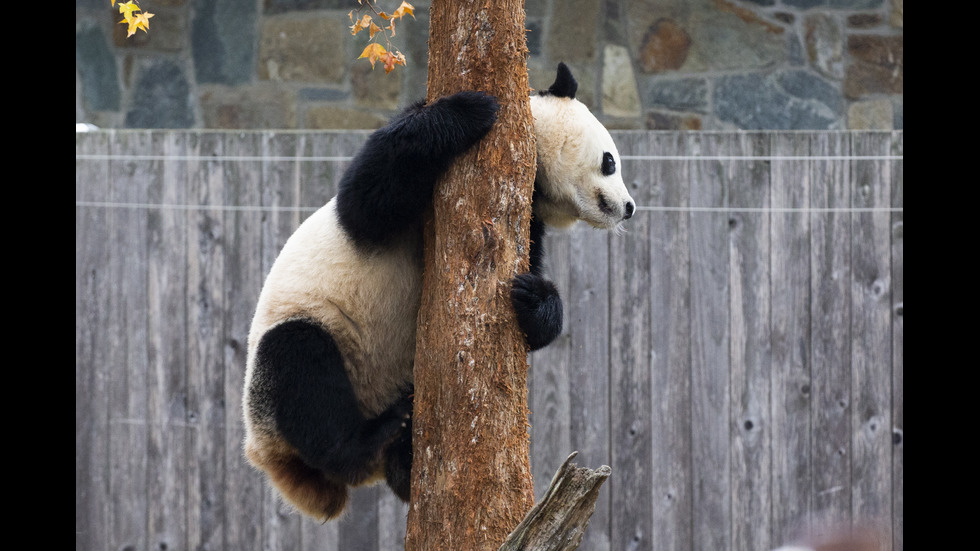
(243, 63, 635, 521)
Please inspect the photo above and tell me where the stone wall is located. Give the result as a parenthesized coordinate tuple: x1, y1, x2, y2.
(76, 0, 903, 130)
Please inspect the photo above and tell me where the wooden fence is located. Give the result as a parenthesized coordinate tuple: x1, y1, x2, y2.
(76, 130, 903, 551)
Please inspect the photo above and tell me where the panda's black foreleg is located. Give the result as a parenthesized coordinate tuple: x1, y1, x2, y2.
(512, 273, 563, 351)
(252, 319, 410, 485)
(511, 216, 564, 351)
(336, 91, 499, 248)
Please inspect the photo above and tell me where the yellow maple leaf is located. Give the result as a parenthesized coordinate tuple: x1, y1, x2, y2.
(358, 42, 388, 69)
(134, 11, 154, 33)
(117, 1, 141, 20)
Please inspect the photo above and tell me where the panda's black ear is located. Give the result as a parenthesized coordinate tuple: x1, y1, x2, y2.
(545, 62, 577, 99)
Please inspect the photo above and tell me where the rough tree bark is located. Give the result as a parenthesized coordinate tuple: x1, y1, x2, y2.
(404, 0, 536, 550)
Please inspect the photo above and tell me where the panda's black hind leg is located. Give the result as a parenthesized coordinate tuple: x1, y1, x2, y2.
(251, 319, 409, 485)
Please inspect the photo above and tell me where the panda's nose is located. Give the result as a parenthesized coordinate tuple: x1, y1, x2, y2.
(623, 201, 635, 220)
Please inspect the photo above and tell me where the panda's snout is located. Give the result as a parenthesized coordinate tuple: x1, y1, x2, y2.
(624, 201, 635, 220)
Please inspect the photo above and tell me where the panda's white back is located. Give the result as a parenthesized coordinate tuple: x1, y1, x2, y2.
(246, 198, 423, 417)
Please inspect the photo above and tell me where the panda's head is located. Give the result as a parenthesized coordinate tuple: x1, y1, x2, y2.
(529, 63, 635, 231)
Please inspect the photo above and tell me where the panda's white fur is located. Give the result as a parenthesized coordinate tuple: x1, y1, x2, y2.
(243, 63, 633, 521)
(245, 200, 422, 418)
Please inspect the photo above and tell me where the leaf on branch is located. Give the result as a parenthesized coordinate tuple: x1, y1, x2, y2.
(380, 50, 407, 74)
(113, 0, 152, 36)
(348, 1, 413, 74)
(358, 42, 388, 69)
(350, 14, 374, 35)
(393, 1, 415, 19)
(117, 1, 140, 20)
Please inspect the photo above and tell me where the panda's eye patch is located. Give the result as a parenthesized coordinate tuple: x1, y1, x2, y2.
(601, 152, 616, 176)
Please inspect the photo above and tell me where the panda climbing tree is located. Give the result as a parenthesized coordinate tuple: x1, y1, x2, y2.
(242, 1, 633, 549)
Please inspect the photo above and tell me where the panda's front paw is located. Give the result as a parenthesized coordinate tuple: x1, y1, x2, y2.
(433, 91, 499, 144)
(511, 273, 563, 351)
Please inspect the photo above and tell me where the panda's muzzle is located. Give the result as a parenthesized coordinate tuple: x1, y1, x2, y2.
(598, 193, 636, 221)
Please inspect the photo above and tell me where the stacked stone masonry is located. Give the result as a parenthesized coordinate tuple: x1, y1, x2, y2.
(76, 0, 903, 130)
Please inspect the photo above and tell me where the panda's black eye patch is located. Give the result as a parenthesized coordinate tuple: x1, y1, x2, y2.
(601, 152, 616, 176)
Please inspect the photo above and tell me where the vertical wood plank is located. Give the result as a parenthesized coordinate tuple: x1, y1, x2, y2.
(529, 225, 573, 501)
(185, 132, 227, 551)
(890, 131, 903, 551)
(76, 130, 111, 551)
(729, 132, 772, 551)
(107, 131, 152, 551)
(647, 132, 693, 551)
(567, 217, 611, 551)
(809, 133, 852, 535)
(850, 132, 893, 548)
(770, 132, 814, 543)
(223, 132, 265, 549)
(146, 132, 189, 551)
(689, 132, 731, 551)
(609, 132, 653, 551)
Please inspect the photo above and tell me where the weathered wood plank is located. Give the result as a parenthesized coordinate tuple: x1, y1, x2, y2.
(689, 132, 731, 551)
(75, 130, 111, 551)
(146, 132, 190, 550)
(647, 132, 693, 551)
(185, 132, 228, 551)
(770, 132, 814, 543)
(809, 132, 852, 535)
(107, 131, 153, 551)
(529, 221, 573, 502)
(850, 133, 893, 549)
(729, 132, 772, 551)
(890, 131, 904, 551)
(223, 132, 266, 549)
(567, 215, 611, 551)
(608, 132, 653, 551)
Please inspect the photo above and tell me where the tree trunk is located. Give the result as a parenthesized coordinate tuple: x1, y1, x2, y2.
(404, 1, 535, 550)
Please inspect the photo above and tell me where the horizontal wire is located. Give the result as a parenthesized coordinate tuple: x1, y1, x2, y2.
(75, 201, 902, 214)
(76, 154, 903, 162)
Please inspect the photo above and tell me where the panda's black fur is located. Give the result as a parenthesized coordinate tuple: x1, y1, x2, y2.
(243, 63, 634, 521)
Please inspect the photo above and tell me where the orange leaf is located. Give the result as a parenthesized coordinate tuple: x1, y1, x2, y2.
(393, 1, 415, 19)
(350, 14, 373, 35)
(368, 21, 382, 39)
(381, 51, 407, 74)
(358, 42, 387, 69)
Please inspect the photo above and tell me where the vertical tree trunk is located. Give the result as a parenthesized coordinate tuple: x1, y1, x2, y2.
(404, 1, 535, 550)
